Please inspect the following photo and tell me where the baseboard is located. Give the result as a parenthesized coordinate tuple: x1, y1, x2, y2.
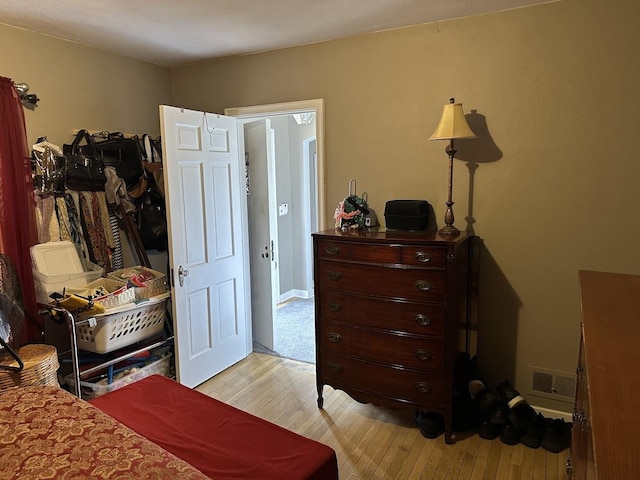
(278, 289, 311, 303)
(532, 405, 572, 422)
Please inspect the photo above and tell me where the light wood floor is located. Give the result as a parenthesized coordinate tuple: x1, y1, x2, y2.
(197, 352, 568, 480)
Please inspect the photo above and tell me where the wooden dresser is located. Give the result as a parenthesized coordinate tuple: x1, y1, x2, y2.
(312, 229, 473, 444)
(569, 270, 640, 479)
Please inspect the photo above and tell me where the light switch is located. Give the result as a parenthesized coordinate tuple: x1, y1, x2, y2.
(279, 203, 289, 216)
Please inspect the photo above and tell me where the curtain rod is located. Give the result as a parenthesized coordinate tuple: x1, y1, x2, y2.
(15, 82, 39, 109)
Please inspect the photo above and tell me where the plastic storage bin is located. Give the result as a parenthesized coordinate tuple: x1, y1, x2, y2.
(65, 354, 172, 399)
(32, 263, 103, 304)
(31, 240, 83, 275)
(75, 293, 169, 354)
(31, 240, 104, 304)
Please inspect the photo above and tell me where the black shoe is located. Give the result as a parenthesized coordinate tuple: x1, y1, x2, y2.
(540, 418, 572, 453)
(477, 389, 500, 414)
(477, 419, 500, 440)
(521, 413, 546, 449)
(497, 380, 536, 428)
(500, 423, 521, 445)
(415, 410, 444, 439)
(509, 402, 537, 429)
(489, 403, 509, 425)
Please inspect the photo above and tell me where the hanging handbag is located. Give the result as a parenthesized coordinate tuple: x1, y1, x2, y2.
(92, 132, 145, 191)
(137, 183, 168, 251)
(63, 130, 107, 191)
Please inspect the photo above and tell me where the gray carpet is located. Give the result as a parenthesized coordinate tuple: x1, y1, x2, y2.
(253, 297, 315, 363)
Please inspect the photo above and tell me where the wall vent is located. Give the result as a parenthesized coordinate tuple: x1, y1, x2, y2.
(528, 366, 576, 403)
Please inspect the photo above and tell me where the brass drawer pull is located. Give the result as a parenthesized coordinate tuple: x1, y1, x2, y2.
(415, 383, 432, 394)
(328, 271, 342, 281)
(326, 246, 340, 255)
(414, 349, 432, 361)
(328, 332, 343, 343)
(328, 303, 342, 312)
(415, 280, 432, 292)
(414, 251, 432, 263)
(415, 314, 431, 326)
(328, 362, 342, 373)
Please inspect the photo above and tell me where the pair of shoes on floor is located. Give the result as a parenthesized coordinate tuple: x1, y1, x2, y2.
(415, 410, 444, 439)
(540, 417, 572, 453)
(496, 380, 537, 429)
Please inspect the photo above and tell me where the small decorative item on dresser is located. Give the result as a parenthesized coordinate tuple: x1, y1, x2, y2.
(334, 179, 369, 230)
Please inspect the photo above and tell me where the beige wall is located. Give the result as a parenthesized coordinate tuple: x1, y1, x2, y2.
(0, 24, 171, 146)
(1, 23, 172, 272)
(171, 0, 640, 409)
(3, 0, 639, 410)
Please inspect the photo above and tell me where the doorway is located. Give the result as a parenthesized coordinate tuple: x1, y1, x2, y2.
(225, 100, 325, 364)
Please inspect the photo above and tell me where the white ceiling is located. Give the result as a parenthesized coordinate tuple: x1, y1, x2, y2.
(0, 0, 553, 68)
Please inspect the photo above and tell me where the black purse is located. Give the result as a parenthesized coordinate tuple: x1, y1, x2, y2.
(63, 130, 106, 191)
(92, 133, 145, 191)
(137, 184, 168, 251)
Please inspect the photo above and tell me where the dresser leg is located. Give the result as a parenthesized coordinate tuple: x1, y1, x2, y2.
(317, 385, 324, 409)
(445, 431, 455, 445)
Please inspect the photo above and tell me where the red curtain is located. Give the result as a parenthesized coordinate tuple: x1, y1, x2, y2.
(0, 77, 41, 343)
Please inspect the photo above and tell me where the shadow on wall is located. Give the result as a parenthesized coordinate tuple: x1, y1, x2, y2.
(476, 242, 521, 390)
(454, 109, 503, 235)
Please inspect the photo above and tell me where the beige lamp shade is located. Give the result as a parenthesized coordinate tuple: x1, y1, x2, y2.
(429, 101, 476, 140)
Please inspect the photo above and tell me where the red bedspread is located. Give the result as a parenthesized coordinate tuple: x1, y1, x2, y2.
(90, 374, 338, 480)
(0, 385, 209, 479)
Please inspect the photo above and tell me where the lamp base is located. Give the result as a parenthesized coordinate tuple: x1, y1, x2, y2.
(438, 225, 460, 237)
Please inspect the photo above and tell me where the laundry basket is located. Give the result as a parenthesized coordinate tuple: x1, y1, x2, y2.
(75, 293, 169, 354)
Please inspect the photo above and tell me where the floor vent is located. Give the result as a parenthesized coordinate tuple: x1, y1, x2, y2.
(528, 366, 575, 402)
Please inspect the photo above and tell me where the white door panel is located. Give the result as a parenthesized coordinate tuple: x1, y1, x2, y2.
(160, 106, 250, 388)
(245, 120, 278, 350)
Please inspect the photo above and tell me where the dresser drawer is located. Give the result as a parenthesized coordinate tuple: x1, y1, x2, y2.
(320, 320, 445, 372)
(316, 239, 448, 268)
(316, 239, 402, 264)
(320, 350, 445, 406)
(317, 290, 446, 337)
(316, 260, 447, 301)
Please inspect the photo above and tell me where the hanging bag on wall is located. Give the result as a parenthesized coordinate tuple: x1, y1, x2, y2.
(62, 130, 107, 191)
(137, 182, 168, 251)
(91, 132, 146, 193)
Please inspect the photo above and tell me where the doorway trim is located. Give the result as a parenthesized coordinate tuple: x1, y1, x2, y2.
(225, 99, 327, 230)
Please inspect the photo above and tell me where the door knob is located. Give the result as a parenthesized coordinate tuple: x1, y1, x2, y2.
(178, 265, 189, 287)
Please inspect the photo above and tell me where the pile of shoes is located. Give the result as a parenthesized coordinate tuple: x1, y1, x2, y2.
(470, 378, 571, 452)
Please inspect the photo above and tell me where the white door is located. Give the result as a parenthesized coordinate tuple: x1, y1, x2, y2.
(245, 120, 279, 350)
(160, 105, 251, 388)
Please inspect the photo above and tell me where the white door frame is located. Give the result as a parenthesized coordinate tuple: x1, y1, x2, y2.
(225, 99, 327, 231)
(302, 136, 318, 296)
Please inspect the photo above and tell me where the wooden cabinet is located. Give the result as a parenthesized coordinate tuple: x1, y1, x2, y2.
(312, 229, 473, 444)
(569, 270, 640, 479)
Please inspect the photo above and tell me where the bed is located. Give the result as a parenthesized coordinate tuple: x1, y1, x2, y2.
(0, 375, 339, 479)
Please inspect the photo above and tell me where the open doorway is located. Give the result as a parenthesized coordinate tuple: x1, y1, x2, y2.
(225, 100, 325, 364)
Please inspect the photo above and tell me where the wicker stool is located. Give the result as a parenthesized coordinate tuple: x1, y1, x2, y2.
(0, 344, 59, 391)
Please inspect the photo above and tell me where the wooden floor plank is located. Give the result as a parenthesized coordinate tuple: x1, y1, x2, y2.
(196, 353, 568, 480)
